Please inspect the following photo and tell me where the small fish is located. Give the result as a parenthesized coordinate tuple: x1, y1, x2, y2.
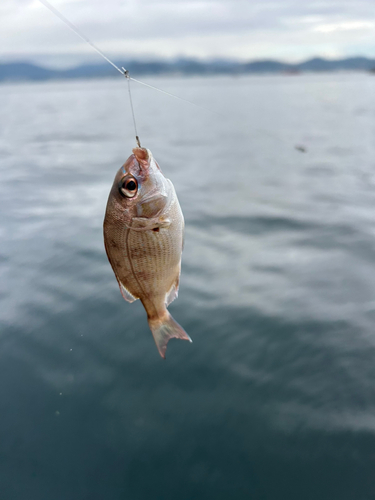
(103, 147, 191, 358)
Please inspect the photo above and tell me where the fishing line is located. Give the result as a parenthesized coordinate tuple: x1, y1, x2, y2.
(123, 68, 141, 147)
(38, 0, 302, 149)
(38, 0, 124, 75)
(129, 77, 222, 116)
(38, 0, 223, 125)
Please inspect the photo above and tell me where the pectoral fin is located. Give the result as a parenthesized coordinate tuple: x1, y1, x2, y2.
(158, 218, 171, 229)
(131, 217, 171, 231)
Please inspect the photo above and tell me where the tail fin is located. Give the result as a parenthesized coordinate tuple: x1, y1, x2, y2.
(148, 313, 192, 359)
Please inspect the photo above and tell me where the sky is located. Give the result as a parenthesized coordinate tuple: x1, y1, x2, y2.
(1, 0, 375, 68)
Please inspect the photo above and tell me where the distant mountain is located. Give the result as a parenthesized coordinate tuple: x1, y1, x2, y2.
(296, 57, 375, 72)
(242, 60, 291, 73)
(1, 56, 375, 82)
(0, 62, 57, 81)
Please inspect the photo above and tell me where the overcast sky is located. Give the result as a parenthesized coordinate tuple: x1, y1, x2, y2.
(1, 0, 375, 67)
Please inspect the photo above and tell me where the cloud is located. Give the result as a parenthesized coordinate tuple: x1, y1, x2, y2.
(1, 0, 374, 65)
(314, 21, 375, 33)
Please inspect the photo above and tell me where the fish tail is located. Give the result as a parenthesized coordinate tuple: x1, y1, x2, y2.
(148, 312, 192, 359)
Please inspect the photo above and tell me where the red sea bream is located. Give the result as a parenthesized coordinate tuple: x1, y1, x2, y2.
(103, 147, 191, 358)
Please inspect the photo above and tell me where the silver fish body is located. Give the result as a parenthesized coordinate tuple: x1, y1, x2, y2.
(103, 147, 191, 358)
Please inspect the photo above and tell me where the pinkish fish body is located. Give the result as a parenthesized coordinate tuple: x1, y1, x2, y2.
(103, 147, 191, 358)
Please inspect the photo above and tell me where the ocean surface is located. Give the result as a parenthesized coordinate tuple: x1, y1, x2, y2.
(1, 72, 375, 500)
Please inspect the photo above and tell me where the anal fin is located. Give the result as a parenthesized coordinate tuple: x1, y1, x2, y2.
(165, 278, 179, 306)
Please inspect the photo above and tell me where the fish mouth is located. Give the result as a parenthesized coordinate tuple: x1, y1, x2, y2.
(132, 147, 153, 178)
(132, 147, 150, 163)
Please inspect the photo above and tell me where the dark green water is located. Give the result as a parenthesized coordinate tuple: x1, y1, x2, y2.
(1, 73, 375, 499)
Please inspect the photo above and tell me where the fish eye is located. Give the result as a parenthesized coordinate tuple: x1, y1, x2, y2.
(119, 176, 138, 198)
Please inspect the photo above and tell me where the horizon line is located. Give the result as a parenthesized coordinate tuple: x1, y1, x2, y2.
(1, 53, 375, 68)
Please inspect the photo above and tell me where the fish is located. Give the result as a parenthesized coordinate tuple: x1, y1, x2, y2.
(103, 147, 192, 358)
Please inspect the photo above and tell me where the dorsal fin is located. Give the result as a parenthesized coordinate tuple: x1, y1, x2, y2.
(118, 281, 137, 303)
